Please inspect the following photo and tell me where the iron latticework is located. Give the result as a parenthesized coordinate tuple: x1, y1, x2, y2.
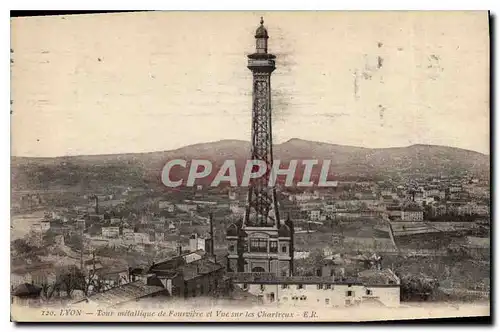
(244, 18, 280, 228)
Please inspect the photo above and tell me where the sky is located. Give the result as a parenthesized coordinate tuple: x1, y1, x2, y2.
(11, 11, 490, 157)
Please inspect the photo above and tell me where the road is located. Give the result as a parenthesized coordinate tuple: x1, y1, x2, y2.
(381, 212, 398, 249)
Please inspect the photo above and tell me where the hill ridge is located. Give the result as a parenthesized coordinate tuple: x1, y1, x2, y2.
(11, 139, 490, 191)
(11, 139, 488, 160)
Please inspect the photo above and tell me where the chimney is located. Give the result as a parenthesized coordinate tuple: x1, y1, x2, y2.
(286, 213, 294, 276)
(94, 195, 99, 215)
(209, 212, 215, 259)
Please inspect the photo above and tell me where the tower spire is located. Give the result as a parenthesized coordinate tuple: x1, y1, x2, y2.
(254, 17, 269, 54)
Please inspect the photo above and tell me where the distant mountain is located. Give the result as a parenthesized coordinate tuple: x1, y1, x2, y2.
(11, 139, 489, 191)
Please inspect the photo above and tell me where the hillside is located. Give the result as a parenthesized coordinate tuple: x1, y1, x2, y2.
(11, 139, 489, 191)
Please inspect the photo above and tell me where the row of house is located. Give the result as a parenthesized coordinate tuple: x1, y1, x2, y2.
(228, 269, 400, 308)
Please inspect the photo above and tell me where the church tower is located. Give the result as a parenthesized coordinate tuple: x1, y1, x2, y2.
(226, 18, 294, 276)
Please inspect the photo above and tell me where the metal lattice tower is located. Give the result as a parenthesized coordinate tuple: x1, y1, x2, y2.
(244, 17, 280, 228)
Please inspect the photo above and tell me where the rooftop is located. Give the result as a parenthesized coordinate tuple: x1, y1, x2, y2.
(11, 262, 54, 275)
(81, 281, 165, 308)
(12, 283, 42, 297)
(255, 17, 269, 38)
(227, 272, 361, 285)
(357, 269, 400, 285)
(95, 266, 129, 278)
(149, 252, 223, 281)
(179, 260, 222, 281)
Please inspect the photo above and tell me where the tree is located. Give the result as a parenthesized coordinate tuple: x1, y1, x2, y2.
(399, 273, 439, 301)
(55, 265, 85, 298)
(39, 280, 59, 301)
(295, 249, 326, 276)
(43, 230, 58, 246)
(66, 233, 84, 251)
(11, 238, 34, 254)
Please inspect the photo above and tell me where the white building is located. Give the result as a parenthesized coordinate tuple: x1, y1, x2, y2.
(231, 270, 400, 308)
(309, 210, 321, 221)
(456, 203, 489, 216)
(230, 203, 245, 215)
(181, 250, 205, 264)
(294, 192, 318, 202)
(134, 232, 150, 244)
(168, 222, 177, 232)
(102, 226, 120, 238)
(155, 232, 165, 242)
(294, 250, 310, 260)
(473, 204, 489, 215)
(424, 189, 441, 198)
(122, 228, 134, 240)
(401, 202, 424, 222)
(298, 200, 324, 210)
(54, 235, 65, 246)
(401, 210, 424, 222)
(424, 197, 435, 205)
(228, 191, 237, 200)
(324, 204, 336, 214)
(159, 201, 175, 212)
(175, 203, 198, 212)
(189, 233, 206, 252)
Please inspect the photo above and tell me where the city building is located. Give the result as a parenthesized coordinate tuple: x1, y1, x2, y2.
(11, 262, 56, 289)
(134, 232, 150, 244)
(125, 241, 224, 301)
(84, 264, 130, 294)
(102, 226, 120, 238)
(189, 233, 206, 252)
(228, 190, 238, 201)
(175, 203, 198, 213)
(309, 210, 321, 221)
(228, 269, 400, 308)
(155, 232, 165, 242)
(159, 201, 175, 212)
(401, 202, 424, 221)
(122, 227, 134, 241)
(147, 256, 225, 298)
(230, 202, 245, 215)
